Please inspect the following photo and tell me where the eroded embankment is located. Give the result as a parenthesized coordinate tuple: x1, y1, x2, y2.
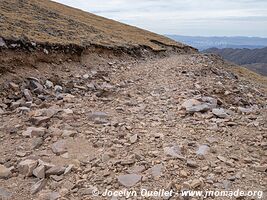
(0, 37, 197, 85)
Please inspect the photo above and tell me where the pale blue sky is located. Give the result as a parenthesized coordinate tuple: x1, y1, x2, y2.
(54, 0, 267, 37)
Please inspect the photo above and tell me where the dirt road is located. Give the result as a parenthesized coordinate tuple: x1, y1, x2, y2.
(0, 54, 266, 199)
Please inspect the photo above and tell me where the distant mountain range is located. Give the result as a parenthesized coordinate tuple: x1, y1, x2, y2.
(166, 35, 267, 50)
(203, 47, 267, 76)
(166, 35, 267, 76)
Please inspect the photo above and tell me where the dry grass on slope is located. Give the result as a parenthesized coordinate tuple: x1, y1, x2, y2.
(0, 0, 189, 51)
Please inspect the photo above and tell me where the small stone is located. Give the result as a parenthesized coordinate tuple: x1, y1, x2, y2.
(43, 49, 49, 54)
(45, 166, 66, 176)
(101, 153, 110, 162)
(31, 137, 44, 149)
(83, 74, 90, 79)
(238, 107, 252, 114)
(45, 80, 54, 89)
(0, 38, 7, 47)
(18, 106, 30, 112)
(187, 104, 211, 113)
(23, 89, 33, 101)
(196, 145, 209, 156)
(88, 111, 109, 124)
(117, 174, 142, 187)
(181, 99, 201, 110)
(30, 116, 51, 126)
(0, 164, 11, 179)
(187, 160, 198, 168)
(180, 170, 188, 178)
(64, 164, 74, 175)
(164, 146, 185, 160)
(50, 175, 63, 182)
(28, 78, 44, 94)
(54, 85, 63, 93)
(190, 179, 202, 188)
(254, 165, 267, 172)
(62, 130, 76, 138)
(10, 101, 21, 110)
(33, 165, 45, 179)
(18, 159, 38, 176)
(212, 108, 228, 118)
(22, 127, 46, 138)
(150, 164, 163, 177)
(31, 179, 47, 194)
(16, 151, 27, 157)
(130, 134, 138, 144)
(38, 160, 55, 170)
(60, 152, 69, 159)
(217, 155, 227, 162)
(51, 140, 67, 155)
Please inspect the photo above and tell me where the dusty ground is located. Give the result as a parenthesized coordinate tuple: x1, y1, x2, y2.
(0, 51, 266, 200)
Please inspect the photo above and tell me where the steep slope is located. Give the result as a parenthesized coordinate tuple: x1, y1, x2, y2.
(0, 0, 192, 51)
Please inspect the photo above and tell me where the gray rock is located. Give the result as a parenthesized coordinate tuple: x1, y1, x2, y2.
(30, 116, 51, 126)
(31, 137, 44, 149)
(45, 80, 54, 89)
(10, 101, 21, 110)
(23, 89, 33, 101)
(187, 160, 198, 168)
(130, 134, 138, 144)
(51, 140, 67, 155)
(181, 99, 201, 109)
(0, 164, 11, 179)
(62, 130, 76, 138)
(254, 165, 267, 172)
(238, 107, 253, 114)
(212, 108, 229, 118)
(88, 111, 108, 120)
(31, 179, 47, 194)
(201, 96, 217, 108)
(83, 74, 90, 79)
(0, 38, 7, 47)
(187, 103, 211, 113)
(30, 79, 44, 94)
(118, 174, 142, 187)
(45, 166, 66, 176)
(33, 165, 45, 179)
(88, 111, 109, 124)
(18, 159, 38, 176)
(190, 179, 202, 189)
(22, 127, 46, 138)
(54, 85, 63, 93)
(150, 164, 163, 177)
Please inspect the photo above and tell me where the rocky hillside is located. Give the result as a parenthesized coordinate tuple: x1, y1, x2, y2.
(204, 47, 267, 76)
(0, 0, 194, 52)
